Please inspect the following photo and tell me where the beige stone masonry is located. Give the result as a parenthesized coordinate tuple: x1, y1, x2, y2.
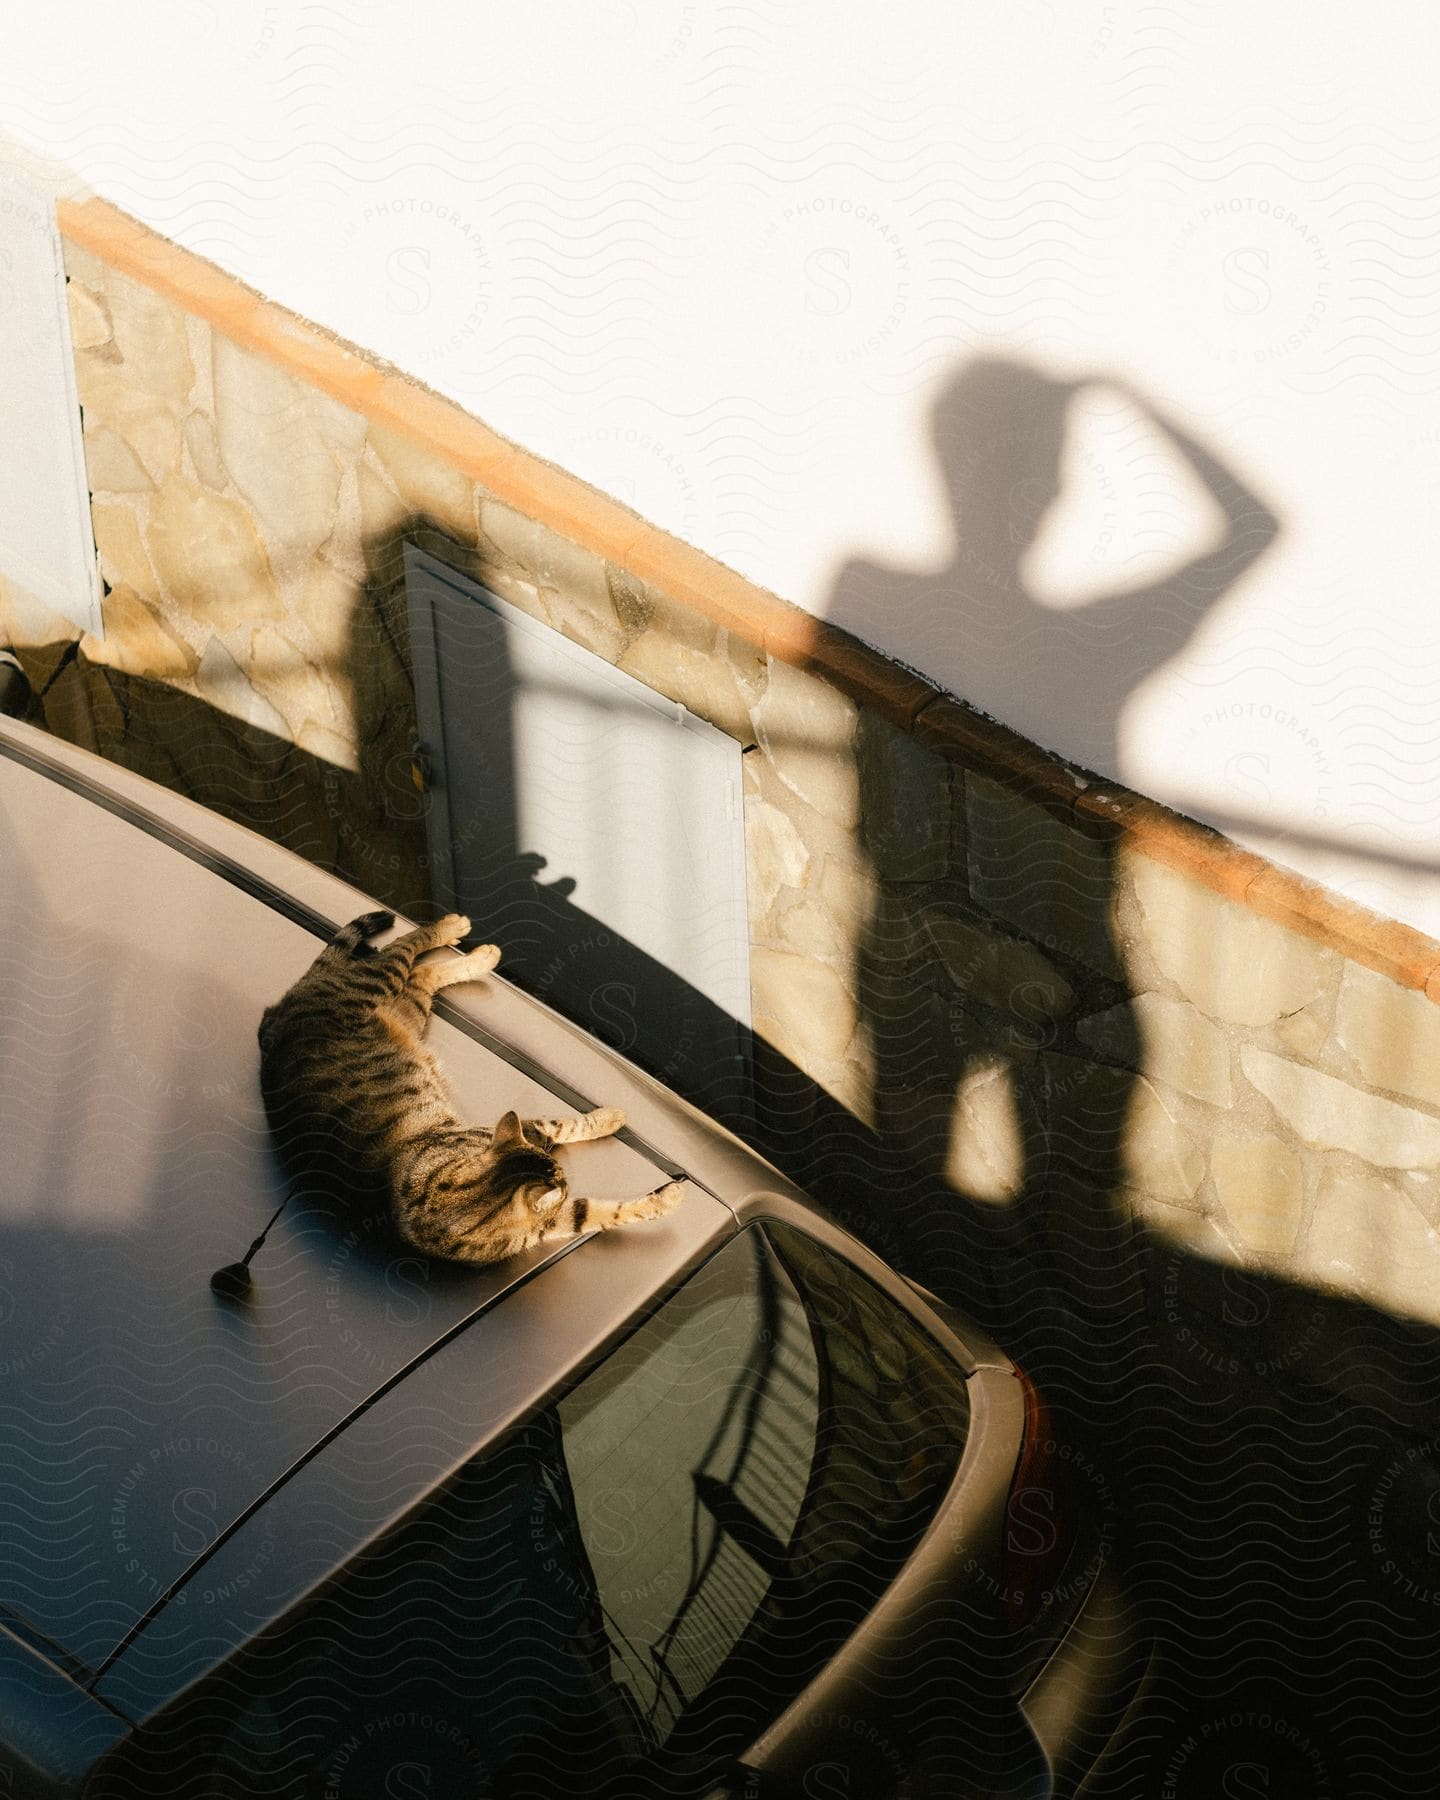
(1301, 1166, 1440, 1327)
(1123, 1078, 1208, 1203)
(1242, 1046, 1440, 1171)
(946, 1058, 1026, 1203)
(1334, 961, 1440, 1111)
(919, 905, 1076, 1026)
(1129, 854, 1335, 1027)
(1078, 992, 1232, 1110)
(1210, 1137, 1305, 1260)
(966, 775, 1121, 980)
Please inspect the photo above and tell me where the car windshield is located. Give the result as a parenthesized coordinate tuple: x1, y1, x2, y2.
(110, 1225, 970, 1799)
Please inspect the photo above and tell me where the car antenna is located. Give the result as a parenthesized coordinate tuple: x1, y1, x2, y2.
(210, 1187, 295, 1301)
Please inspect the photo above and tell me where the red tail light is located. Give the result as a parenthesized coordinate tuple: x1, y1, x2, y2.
(1001, 1362, 1076, 1632)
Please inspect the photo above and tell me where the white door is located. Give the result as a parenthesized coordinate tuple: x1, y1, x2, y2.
(0, 167, 100, 638)
(406, 544, 751, 1119)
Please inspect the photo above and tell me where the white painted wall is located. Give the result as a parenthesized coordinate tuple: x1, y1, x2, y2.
(3, 2, 1438, 931)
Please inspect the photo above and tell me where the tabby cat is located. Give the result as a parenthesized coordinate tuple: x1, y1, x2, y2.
(258, 910, 683, 1265)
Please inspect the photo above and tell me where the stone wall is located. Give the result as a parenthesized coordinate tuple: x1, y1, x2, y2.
(6, 219, 1440, 1379)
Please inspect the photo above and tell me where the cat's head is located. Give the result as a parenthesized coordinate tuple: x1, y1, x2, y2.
(489, 1111, 566, 1209)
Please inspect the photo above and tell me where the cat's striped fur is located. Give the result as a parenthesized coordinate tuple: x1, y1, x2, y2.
(258, 910, 683, 1264)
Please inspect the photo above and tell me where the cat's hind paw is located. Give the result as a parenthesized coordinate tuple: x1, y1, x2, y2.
(585, 1106, 625, 1138)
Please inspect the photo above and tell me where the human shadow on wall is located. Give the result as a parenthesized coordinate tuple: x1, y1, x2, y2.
(830, 358, 1280, 1353)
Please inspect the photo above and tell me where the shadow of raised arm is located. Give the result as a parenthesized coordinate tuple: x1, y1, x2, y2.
(1076, 386, 1281, 683)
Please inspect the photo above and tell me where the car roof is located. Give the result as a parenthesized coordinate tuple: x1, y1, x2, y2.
(0, 722, 733, 1676)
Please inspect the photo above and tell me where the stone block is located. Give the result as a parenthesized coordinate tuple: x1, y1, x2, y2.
(856, 712, 956, 884)
(7, 636, 79, 693)
(864, 886, 929, 982)
(295, 717, 358, 772)
(81, 586, 197, 683)
(613, 578, 752, 739)
(751, 656, 860, 832)
(751, 946, 857, 1068)
(1334, 960, 1440, 1111)
(1131, 1194, 1235, 1256)
(294, 559, 363, 673)
(1036, 1052, 1135, 1177)
(247, 622, 348, 745)
(775, 894, 850, 965)
(481, 500, 614, 613)
(1301, 1165, 1440, 1327)
(74, 347, 182, 485)
(213, 331, 367, 456)
(183, 411, 229, 492)
(818, 854, 879, 949)
(966, 774, 1120, 978)
(367, 421, 478, 546)
(1078, 990, 1232, 1108)
(91, 501, 157, 595)
(219, 339, 368, 568)
(355, 461, 411, 561)
(1241, 1045, 1440, 1170)
(1273, 1001, 1330, 1060)
(83, 426, 152, 495)
(1123, 1077, 1207, 1201)
(945, 1056, 1025, 1204)
(210, 334, 349, 583)
(607, 569, 654, 637)
(1210, 1136, 1304, 1259)
(745, 795, 812, 923)
(59, 240, 106, 286)
(746, 750, 864, 877)
(1129, 852, 1334, 1027)
(104, 268, 194, 407)
(619, 628, 754, 742)
(66, 282, 113, 351)
(918, 903, 1075, 1027)
(871, 987, 961, 1170)
(42, 658, 123, 756)
(145, 479, 282, 629)
(194, 633, 290, 741)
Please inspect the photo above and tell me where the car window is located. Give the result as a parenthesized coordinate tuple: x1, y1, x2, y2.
(93, 1226, 969, 1799)
(553, 1224, 822, 1741)
(556, 1221, 972, 1788)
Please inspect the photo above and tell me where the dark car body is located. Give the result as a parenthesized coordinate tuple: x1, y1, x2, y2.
(0, 712, 1146, 1797)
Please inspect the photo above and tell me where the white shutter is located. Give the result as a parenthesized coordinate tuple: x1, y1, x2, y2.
(0, 168, 100, 638)
(406, 544, 751, 1116)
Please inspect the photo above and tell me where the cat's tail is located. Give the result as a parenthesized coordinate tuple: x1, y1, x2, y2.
(325, 910, 396, 958)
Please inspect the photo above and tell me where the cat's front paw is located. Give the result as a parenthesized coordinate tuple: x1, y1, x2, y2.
(434, 913, 471, 946)
(586, 1106, 625, 1138)
(465, 943, 501, 974)
(643, 1180, 685, 1219)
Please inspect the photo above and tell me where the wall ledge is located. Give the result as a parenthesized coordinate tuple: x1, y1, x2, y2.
(56, 194, 1440, 1002)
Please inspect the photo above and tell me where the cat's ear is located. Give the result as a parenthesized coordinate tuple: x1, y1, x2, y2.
(491, 1110, 526, 1151)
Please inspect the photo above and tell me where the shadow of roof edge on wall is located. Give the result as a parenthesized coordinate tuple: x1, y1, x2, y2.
(53, 195, 1440, 1006)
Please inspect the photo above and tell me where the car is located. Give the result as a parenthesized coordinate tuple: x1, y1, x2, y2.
(0, 704, 1149, 1798)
